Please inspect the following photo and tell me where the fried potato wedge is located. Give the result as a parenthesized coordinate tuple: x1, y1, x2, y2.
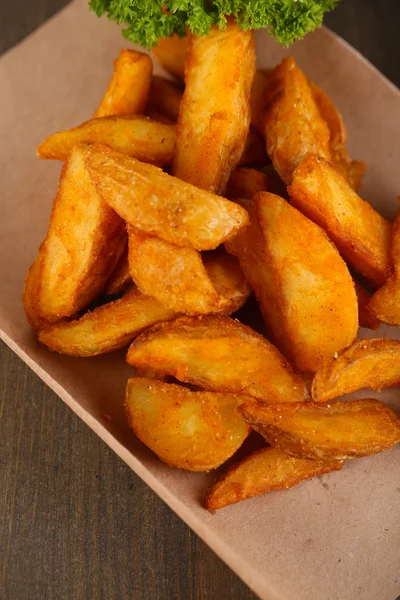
(250, 70, 269, 136)
(227, 192, 358, 371)
(239, 128, 269, 167)
(226, 167, 268, 201)
(354, 281, 380, 330)
(205, 447, 343, 510)
(85, 145, 248, 250)
(255, 192, 358, 372)
(23, 144, 125, 330)
(151, 33, 189, 80)
(37, 116, 176, 166)
(146, 75, 183, 122)
(94, 49, 153, 118)
(127, 316, 309, 403)
(289, 155, 391, 286)
(104, 246, 131, 295)
(128, 230, 250, 314)
(368, 208, 400, 325)
(312, 338, 400, 402)
(38, 289, 177, 357)
(264, 57, 331, 185)
(172, 23, 255, 194)
(240, 398, 400, 460)
(310, 82, 366, 191)
(126, 378, 250, 471)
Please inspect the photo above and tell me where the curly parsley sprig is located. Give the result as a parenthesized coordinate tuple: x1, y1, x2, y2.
(89, 0, 340, 49)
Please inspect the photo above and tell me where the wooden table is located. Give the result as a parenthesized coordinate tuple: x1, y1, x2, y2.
(1, 1, 399, 598)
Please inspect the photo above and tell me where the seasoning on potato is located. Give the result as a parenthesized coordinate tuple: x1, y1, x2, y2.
(240, 399, 400, 460)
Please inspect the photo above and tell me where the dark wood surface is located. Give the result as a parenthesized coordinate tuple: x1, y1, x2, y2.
(1, 2, 399, 599)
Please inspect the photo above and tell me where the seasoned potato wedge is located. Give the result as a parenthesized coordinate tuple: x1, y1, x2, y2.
(226, 167, 268, 201)
(127, 316, 309, 403)
(205, 447, 343, 510)
(255, 192, 358, 371)
(94, 49, 153, 118)
(228, 192, 358, 371)
(128, 230, 250, 315)
(312, 338, 400, 402)
(264, 57, 331, 185)
(289, 155, 391, 286)
(104, 246, 131, 295)
(240, 399, 400, 460)
(146, 75, 183, 122)
(354, 281, 380, 330)
(250, 70, 269, 136)
(37, 116, 176, 166)
(151, 33, 189, 80)
(368, 209, 400, 325)
(172, 23, 255, 194)
(85, 145, 249, 250)
(239, 128, 269, 167)
(310, 82, 366, 191)
(38, 289, 177, 357)
(23, 144, 125, 330)
(126, 378, 250, 471)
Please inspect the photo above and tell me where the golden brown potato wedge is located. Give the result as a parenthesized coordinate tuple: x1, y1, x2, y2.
(128, 230, 249, 315)
(37, 116, 176, 166)
(368, 209, 400, 325)
(264, 57, 331, 185)
(172, 23, 255, 194)
(85, 145, 249, 250)
(104, 246, 131, 295)
(133, 368, 169, 381)
(23, 144, 125, 330)
(151, 33, 189, 80)
(126, 378, 250, 471)
(240, 399, 400, 460)
(310, 82, 366, 191)
(312, 338, 400, 402)
(226, 167, 268, 202)
(94, 49, 153, 118)
(227, 192, 358, 372)
(354, 281, 380, 330)
(250, 70, 269, 136)
(38, 288, 177, 357)
(289, 155, 391, 286)
(127, 316, 309, 403)
(205, 447, 343, 510)
(239, 128, 269, 167)
(255, 192, 358, 371)
(146, 75, 183, 122)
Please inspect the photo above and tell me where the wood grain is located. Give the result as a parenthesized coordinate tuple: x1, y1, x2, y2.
(1, 1, 399, 599)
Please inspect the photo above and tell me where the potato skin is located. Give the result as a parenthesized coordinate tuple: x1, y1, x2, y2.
(125, 378, 251, 472)
(172, 23, 255, 194)
(289, 155, 391, 286)
(151, 34, 189, 80)
(23, 144, 126, 330)
(354, 281, 380, 330)
(104, 246, 131, 295)
(94, 49, 153, 118)
(312, 338, 400, 402)
(368, 209, 400, 325)
(84, 145, 249, 251)
(205, 447, 343, 510)
(127, 315, 309, 403)
(264, 57, 331, 185)
(37, 116, 176, 167)
(37, 289, 178, 357)
(240, 399, 400, 460)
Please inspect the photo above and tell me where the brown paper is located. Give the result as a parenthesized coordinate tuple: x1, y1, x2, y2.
(1, 2, 399, 598)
